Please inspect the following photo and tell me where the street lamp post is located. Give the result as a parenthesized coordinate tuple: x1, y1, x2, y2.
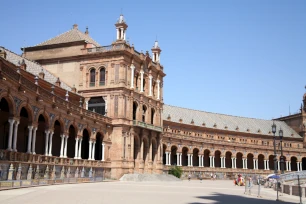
(272, 122, 278, 174)
(279, 128, 284, 174)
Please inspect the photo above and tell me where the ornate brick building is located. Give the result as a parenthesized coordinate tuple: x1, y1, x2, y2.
(0, 15, 305, 185)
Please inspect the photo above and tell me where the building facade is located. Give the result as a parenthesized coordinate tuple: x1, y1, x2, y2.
(0, 15, 306, 185)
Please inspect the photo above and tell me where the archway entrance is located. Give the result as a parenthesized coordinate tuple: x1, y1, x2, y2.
(193, 148, 199, 167)
(247, 153, 254, 169)
(215, 150, 221, 168)
(291, 157, 297, 171)
(182, 147, 189, 166)
(52, 120, 62, 157)
(170, 146, 177, 165)
(67, 125, 76, 158)
(269, 155, 274, 170)
(258, 154, 264, 169)
(36, 114, 47, 155)
(0, 98, 10, 150)
(236, 153, 243, 169)
(204, 149, 210, 167)
(81, 129, 90, 159)
(95, 132, 103, 160)
(225, 151, 232, 168)
(17, 107, 30, 152)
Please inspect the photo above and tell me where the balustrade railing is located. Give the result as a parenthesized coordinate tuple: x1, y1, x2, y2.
(1, 65, 112, 124)
(133, 120, 162, 132)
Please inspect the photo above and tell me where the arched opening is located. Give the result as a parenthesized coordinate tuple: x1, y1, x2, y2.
(302, 157, 306, 171)
(95, 132, 103, 160)
(17, 107, 30, 152)
(193, 148, 199, 167)
(151, 108, 155, 125)
(162, 144, 167, 165)
(52, 120, 62, 157)
(269, 155, 275, 170)
(67, 125, 76, 158)
(90, 68, 95, 87)
(291, 157, 297, 171)
(170, 146, 177, 165)
(247, 153, 254, 169)
(282, 156, 287, 171)
(236, 153, 243, 169)
(142, 105, 147, 122)
(81, 129, 90, 159)
(182, 147, 189, 166)
(204, 149, 210, 167)
(135, 73, 139, 91)
(258, 154, 265, 170)
(143, 78, 146, 93)
(133, 102, 138, 120)
(225, 151, 232, 168)
(36, 114, 47, 155)
(152, 139, 157, 163)
(143, 137, 149, 163)
(99, 67, 106, 86)
(88, 97, 105, 115)
(134, 136, 140, 160)
(215, 150, 221, 168)
(0, 98, 10, 150)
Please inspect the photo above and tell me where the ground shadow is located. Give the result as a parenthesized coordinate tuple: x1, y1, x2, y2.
(188, 193, 296, 204)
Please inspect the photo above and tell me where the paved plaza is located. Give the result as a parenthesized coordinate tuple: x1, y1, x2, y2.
(0, 180, 300, 204)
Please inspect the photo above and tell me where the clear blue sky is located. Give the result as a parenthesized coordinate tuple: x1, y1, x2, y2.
(1, 0, 305, 120)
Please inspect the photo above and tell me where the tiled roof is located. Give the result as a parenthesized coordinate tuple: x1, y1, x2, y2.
(162, 104, 301, 138)
(31, 26, 100, 47)
(0, 46, 72, 91)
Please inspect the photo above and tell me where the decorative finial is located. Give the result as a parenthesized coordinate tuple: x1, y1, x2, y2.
(85, 26, 89, 35)
(34, 75, 39, 85)
(65, 90, 69, 101)
(51, 84, 55, 94)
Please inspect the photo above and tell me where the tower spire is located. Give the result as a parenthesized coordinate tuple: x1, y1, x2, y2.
(151, 39, 162, 63)
(115, 14, 128, 41)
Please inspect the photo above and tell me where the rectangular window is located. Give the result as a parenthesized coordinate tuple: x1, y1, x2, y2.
(115, 64, 119, 83)
(114, 96, 118, 117)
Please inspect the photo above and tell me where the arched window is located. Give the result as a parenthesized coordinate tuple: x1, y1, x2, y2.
(133, 102, 138, 120)
(99, 67, 106, 86)
(142, 105, 147, 122)
(88, 97, 106, 115)
(151, 108, 155, 125)
(90, 69, 96, 87)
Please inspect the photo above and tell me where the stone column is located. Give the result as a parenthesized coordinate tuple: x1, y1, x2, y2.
(12, 120, 19, 151)
(264, 160, 266, 170)
(26, 126, 33, 153)
(187, 154, 190, 166)
(116, 28, 119, 40)
(149, 75, 153, 96)
(212, 156, 215, 168)
(177, 154, 180, 166)
(101, 143, 105, 161)
(60, 134, 65, 158)
(199, 156, 201, 167)
(64, 135, 69, 158)
(168, 152, 171, 165)
(231, 158, 234, 169)
(121, 28, 124, 40)
(242, 159, 245, 169)
(300, 162, 303, 171)
(78, 137, 83, 159)
(44, 130, 50, 156)
(165, 152, 169, 165)
(253, 159, 256, 170)
(7, 119, 15, 151)
(209, 156, 212, 167)
(48, 131, 54, 156)
(31, 127, 37, 154)
(245, 159, 248, 169)
(140, 71, 144, 93)
(92, 141, 96, 160)
(190, 155, 193, 166)
(130, 64, 135, 88)
(74, 137, 79, 159)
(88, 140, 93, 160)
(156, 80, 160, 100)
(201, 155, 204, 167)
(277, 161, 280, 171)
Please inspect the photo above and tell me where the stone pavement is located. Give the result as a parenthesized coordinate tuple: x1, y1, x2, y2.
(0, 180, 301, 204)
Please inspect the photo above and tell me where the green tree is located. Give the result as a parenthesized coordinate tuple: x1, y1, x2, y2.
(168, 166, 183, 178)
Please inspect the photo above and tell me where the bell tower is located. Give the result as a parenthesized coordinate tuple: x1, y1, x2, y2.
(151, 40, 161, 63)
(115, 14, 128, 41)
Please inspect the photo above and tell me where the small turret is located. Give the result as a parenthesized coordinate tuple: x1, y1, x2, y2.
(115, 14, 128, 41)
(151, 40, 162, 63)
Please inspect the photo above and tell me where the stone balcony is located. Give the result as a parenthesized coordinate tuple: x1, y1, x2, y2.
(133, 120, 163, 132)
